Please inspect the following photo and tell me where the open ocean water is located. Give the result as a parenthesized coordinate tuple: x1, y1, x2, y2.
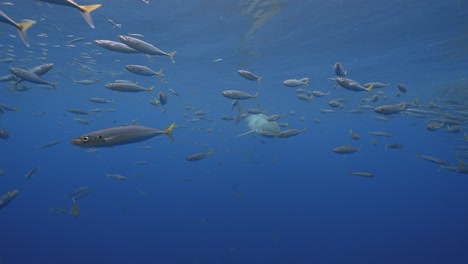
(1, 0, 468, 263)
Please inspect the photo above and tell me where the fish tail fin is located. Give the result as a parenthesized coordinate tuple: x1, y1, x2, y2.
(253, 92, 259, 98)
(414, 97, 420, 106)
(78, 4, 102, 29)
(457, 157, 466, 167)
(148, 86, 154, 94)
(16, 20, 36, 47)
(165, 122, 176, 142)
(156, 68, 164, 78)
(464, 132, 468, 142)
(366, 84, 374, 94)
(168, 51, 176, 63)
(304, 79, 309, 85)
(52, 82, 59, 89)
(235, 102, 245, 124)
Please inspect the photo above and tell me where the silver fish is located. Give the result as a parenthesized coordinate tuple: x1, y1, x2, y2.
(125, 65, 163, 79)
(94, 40, 140, 53)
(222, 90, 258, 100)
(9, 67, 57, 89)
(333, 62, 347, 77)
(237, 70, 262, 82)
(118, 35, 176, 63)
(105, 82, 153, 93)
(72, 122, 175, 148)
(333, 77, 373, 93)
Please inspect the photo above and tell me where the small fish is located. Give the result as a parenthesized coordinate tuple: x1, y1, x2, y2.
(25, 166, 40, 179)
(333, 77, 373, 94)
(64, 186, 89, 199)
(0, 10, 35, 47)
(38, 0, 102, 29)
(36, 140, 61, 149)
(186, 150, 215, 161)
(283, 78, 309, 87)
(332, 145, 361, 154)
(397, 83, 408, 94)
(416, 153, 448, 166)
(222, 90, 258, 100)
(94, 40, 139, 53)
(349, 129, 360, 140)
(267, 114, 284, 122)
(426, 121, 444, 131)
(350, 172, 374, 177)
(105, 82, 153, 93)
(9, 67, 58, 89)
(168, 88, 180, 96)
(311, 91, 330, 97)
(118, 35, 176, 63)
(385, 143, 404, 150)
(364, 82, 390, 88)
(237, 70, 262, 82)
(67, 108, 90, 115)
(0, 129, 10, 141)
(107, 19, 122, 29)
(333, 62, 347, 77)
(106, 173, 127, 180)
(277, 128, 305, 138)
(0, 189, 19, 209)
(369, 131, 393, 137)
(125, 65, 163, 79)
(88, 97, 113, 104)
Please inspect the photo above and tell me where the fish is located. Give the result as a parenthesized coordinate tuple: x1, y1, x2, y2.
(71, 122, 175, 148)
(266, 114, 285, 122)
(369, 131, 393, 137)
(70, 197, 80, 218)
(38, 0, 102, 29)
(67, 108, 90, 115)
(333, 62, 347, 77)
(283, 78, 309, 87)
(125, 65, 163, 79)
(363, 82, 390, 88)
(0, 129, 10, 141)
(374, 102, 412, 115)
(25, 166, 40, 179)
(9, 67, 58, 89)
(350, 172, 374, 177)
(30, 63, 54, 76)
(416, 153, 448, 166)
(186, 150, 215, 161)
(158, 92, 168, 105)
(349, 129, 360, 140)
(311, 91, 330, 97)
(118, 35, 176, 63)
(237, 70, 262, 82)
(332, 145, 361, 154)
(88, 97, 114, 104)
(333, 77, 373, 94)
(385, 143, 404, 150)
(277, 128, 305, 138)
(106, 173, 127, 180)
(0, 10, 35, 47)
(426, 121, 444, 131)
(397, 83, 408, 94)
(93, 40, 140, 53)
(105, 82, 153, 93)
(36, 140, 61, 149)
(222, 90, 258, 100)
(64, 186, 89, 199)
(0, 189, 19, 209)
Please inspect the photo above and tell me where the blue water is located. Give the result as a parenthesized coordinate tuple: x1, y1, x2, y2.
(1, 0, 468, 263)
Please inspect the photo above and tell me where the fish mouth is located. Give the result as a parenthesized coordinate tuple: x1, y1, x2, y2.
(71, 138, 82, 146)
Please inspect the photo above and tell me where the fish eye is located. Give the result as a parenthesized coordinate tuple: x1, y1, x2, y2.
(82, 136, 89, 142)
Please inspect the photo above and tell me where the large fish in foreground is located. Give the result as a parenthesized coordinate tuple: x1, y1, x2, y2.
(72, 123, 175, 148)
(0, 10, 35, 47)
(38, 0, 101, 29)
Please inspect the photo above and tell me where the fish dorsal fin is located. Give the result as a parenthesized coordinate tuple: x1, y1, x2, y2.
(236, 130, 254, 137)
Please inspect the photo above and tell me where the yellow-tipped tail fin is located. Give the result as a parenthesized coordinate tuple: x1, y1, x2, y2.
(168, 51, 176, 63)
(165, 122, 176, 142)
(366, 84, 374, 94)
(17, 20, 36, 47)
(78, 4, 102, 29)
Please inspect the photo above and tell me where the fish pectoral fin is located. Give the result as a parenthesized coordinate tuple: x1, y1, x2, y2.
(103, 135, 119, 142)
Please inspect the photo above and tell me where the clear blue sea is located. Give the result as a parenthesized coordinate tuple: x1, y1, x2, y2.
(1, 0, 468, 263)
